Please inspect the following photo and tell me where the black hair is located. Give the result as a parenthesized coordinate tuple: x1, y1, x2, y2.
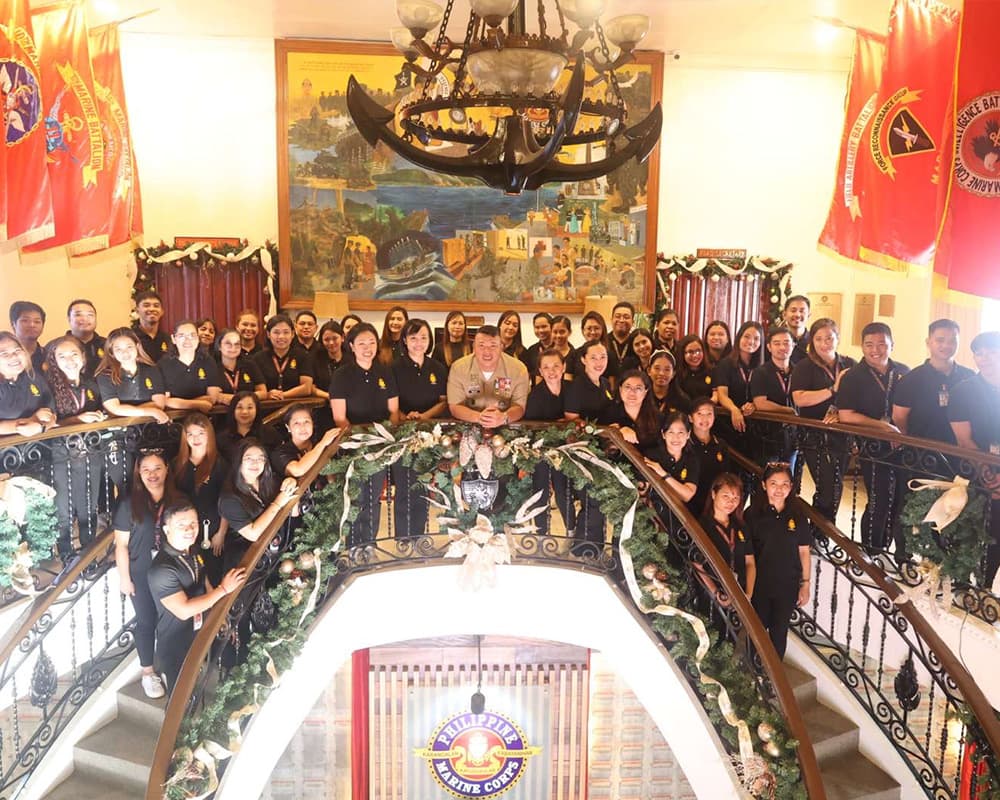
(661, 410, 691, 433)
(783, 294, 810, 311)
(9, 300, 45, 326)
(927, 318, 959, 336)
(971, 331, 1000, 353)
(67, 298, 95, 316)
(612, 301, 636, 316)
(476, 324, 500, 338)
(860, 321, 893, 342)
(295, 309, 318, 323)
(265, 313, 294, 335)
(162, 499, 198, 527)
(346, 321, 379, 347)
(282, 402, 313, 427)
(133, 290, 162, 306)
(402, 318, 435, 354)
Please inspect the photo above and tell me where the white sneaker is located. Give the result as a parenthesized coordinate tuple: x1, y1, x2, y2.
(141, 672, 165, 699)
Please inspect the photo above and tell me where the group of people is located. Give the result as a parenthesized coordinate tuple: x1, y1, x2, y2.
(3, 289, 999, 685)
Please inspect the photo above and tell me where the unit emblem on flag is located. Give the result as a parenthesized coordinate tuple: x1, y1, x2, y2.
(870, 87, 936, 177)
(415, 710, 541, 799)
(1, 59, 43, 145)
(955, 92, 1000, 197)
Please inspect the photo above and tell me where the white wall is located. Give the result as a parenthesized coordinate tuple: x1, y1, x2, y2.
(1, 37, 932, 366)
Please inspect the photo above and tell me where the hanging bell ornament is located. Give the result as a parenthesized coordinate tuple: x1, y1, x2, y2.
(491, 434, 506, 449)
(757, 722, 775, 742)
(279, 558, 296, 576)
(764, 741, 781, 758)
(298, 551, 316, 571)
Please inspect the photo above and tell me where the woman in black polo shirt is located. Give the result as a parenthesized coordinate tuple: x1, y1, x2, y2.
(618, 328, 655, 378)
(311, 321, 351, 398)
(437, 310, 472, 367)
(564, 340, 615, 424)
(644, 411, 700, 509)
(46, 336, 107, 558)
(390, 319, 448, 538)
(608, 369, 662, 455)
(378, 306, 408, 366)
(330, 323, 400, 545)
(216, 390, 281, 463)
(0, 331, 55, 436)
(566, 311, 609, 379)
(744, 462, 812, 659)
(550, 316, 575, 378)
(113, 450, 179, 698)
(252, 314, 314, 401)
(646, 349, 687, 415)
(703, 320, 733, 372)
(215, 328, 266, 405)
(497, 310, 525, 359)
(676, 334, 716, 405)
(697, 472, 749, 594)
(95, 327, 169, 424)
(172, 412, 229, 585)
(790, 318, 856, 523)
(271, 403, 339, 480)
(159, 320, 223, 413)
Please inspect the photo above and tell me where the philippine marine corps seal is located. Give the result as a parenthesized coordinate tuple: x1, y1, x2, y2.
(415, 710, 541, 798)
(955, 92, 1000, 197)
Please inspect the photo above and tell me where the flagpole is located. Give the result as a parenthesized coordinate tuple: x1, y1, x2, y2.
(89, 9, 160, 32)
(813, 15, 887, 42)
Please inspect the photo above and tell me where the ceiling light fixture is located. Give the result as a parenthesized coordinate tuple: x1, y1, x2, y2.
(346, 0, 663, 194)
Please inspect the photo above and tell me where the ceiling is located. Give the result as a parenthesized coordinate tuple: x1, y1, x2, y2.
(84, 0, 913, 71)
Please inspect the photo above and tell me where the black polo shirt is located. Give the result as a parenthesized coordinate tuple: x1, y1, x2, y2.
(0, 371, 53, 420)
(296, 338, 321, 356)
(679, 367, 713, 402)
(219, 488, 266, 536)
(745, 503, 812, 597)
(312, 351, 351, 389)
(329, 361, 398, 425)
(651, 383, 689, 416)
(271, 439, 310, 478)
(159, 352, 223, 400)
(520, 342, 544, 378)
(216, 424, 282, 465)
(789, 354, 856, 420)
(148, 542, 206, 656)
(96, 363, 165, 406)
(713, 358, 755, 406)
(606, 403, 662, 454)
(698, 512, 749, 589)
(175, 457, 228, 532)
(112, 494, 164, 571)
(217, 355, 265, 395)
(894, 360, 976, 443)
(524, 381, 564, 421)
(54, 378, 102, 421)
(132, 323, 171, 363)
(791, 332, 810, 366)
(948, 375, 1000, 454)
(750, 361, 794, 408)
(690, 433, 729, 513)
(241, 343, 262, 359)
(63, 332, 106, 378)
(564, 375, 616, 424)
(647, 442, 701, 489)
(253, 346, 314, 392)
(392, 355, 447, 415)
(837, 359, 909, 422)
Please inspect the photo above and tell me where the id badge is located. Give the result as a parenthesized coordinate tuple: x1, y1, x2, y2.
(991, 444, 1000, 456)
(465, 383, 482, 398)
(193, 612, 203, 631)
(938, 390, 949, 407)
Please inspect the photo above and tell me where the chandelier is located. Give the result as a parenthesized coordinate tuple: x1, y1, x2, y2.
(346, 0, 663, 194)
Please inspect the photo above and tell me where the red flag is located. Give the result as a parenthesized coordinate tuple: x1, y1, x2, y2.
(1, 0, 54, 245)
(88, 23, 142, 248)
(935, 0, 1000, 299)
(25, 3, 108, 254)
(856, 0, 960, 271)
(818, 30, 886, 264)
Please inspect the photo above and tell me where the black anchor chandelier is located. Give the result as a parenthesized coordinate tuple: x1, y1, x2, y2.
(347, 0, 663, 194)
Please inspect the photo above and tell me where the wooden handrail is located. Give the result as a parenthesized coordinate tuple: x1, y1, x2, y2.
(144, 428, 346, 800)
(603, 428, 828, 799)
(0, 530, 117, 670)
(747, 408, 1000, 472)
(727, 445, 1000, 761)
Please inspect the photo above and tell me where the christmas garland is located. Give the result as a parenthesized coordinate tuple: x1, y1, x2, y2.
(165, 422, 804, 799)
(899, 478, 991, 586)
(131, 240, 280, 320)
(655, 253, 795, 329)
(0, 477, 59, 592)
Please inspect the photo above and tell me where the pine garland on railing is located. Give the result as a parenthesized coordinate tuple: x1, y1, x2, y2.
(164, 422, 805, 799)
(0, 477, 59, 592)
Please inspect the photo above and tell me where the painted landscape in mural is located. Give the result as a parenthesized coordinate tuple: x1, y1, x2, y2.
(282, 45, 655, 308)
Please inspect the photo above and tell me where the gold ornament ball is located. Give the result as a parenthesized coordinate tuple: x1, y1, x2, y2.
(439, 434, 453, 448)
(442, 448, 455, 459)
(757, 722, 775, 742)
(279, 558, 296, 576)
(764, 741, 781, 758)
(491, 434, 506, 449)
(298, 552, 316, 571)
(770, 294, 779, 303)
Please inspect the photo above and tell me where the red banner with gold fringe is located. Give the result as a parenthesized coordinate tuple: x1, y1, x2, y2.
(934, 0, 1000, 300)
(855, 0, 959, 272)
(0, 0, 54, 245)
(24, 2, 108, 255)
(818, 29, 885, 264)
(88, 23, 142, 248)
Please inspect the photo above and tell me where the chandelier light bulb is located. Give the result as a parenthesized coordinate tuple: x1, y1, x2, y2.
(603, 14, 650, 49)
(390, 27, 420, 59)
(470, 0, 519, 27)
(560, 0, 607, 28)
(396, 0, 445, 38)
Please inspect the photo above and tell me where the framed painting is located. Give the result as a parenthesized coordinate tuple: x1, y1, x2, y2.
(275, 40, 662, 312)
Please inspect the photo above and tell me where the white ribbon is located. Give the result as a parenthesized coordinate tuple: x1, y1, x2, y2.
(0, 475, 56, 526)
(298, 549, 323, 625)
(907, 476, 970, 532)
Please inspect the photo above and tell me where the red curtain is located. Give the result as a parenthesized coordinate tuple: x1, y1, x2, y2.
(351, 648, 371, 800)
(667, 273, 766, 339)
(151, 261, 269, 333)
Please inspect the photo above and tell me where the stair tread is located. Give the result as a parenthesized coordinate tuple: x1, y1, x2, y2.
(821, 752, 900, 799)
(43, 771, 144, 800)
(783, 663, 817, 691)
(801, 702, 858, 740)
(118, 679, 168, 713)
(77, 712, 160, 766)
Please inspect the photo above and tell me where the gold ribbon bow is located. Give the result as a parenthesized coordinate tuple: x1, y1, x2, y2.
(907, 476, 970, 532)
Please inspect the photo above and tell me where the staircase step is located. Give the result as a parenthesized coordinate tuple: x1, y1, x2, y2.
(116, 679, 167, 730)
(820, 752, 901, 800)
(43, 771, 145, 800)
(801, 702, 859, 763)
(73, 710, 159, 791)
(783, 663, 818, 706)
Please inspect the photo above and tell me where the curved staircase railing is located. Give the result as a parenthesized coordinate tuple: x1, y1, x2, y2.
(728, 443, 1000, 798)
(145, 422, 826, 799)
(748, 408, 1000, 625)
